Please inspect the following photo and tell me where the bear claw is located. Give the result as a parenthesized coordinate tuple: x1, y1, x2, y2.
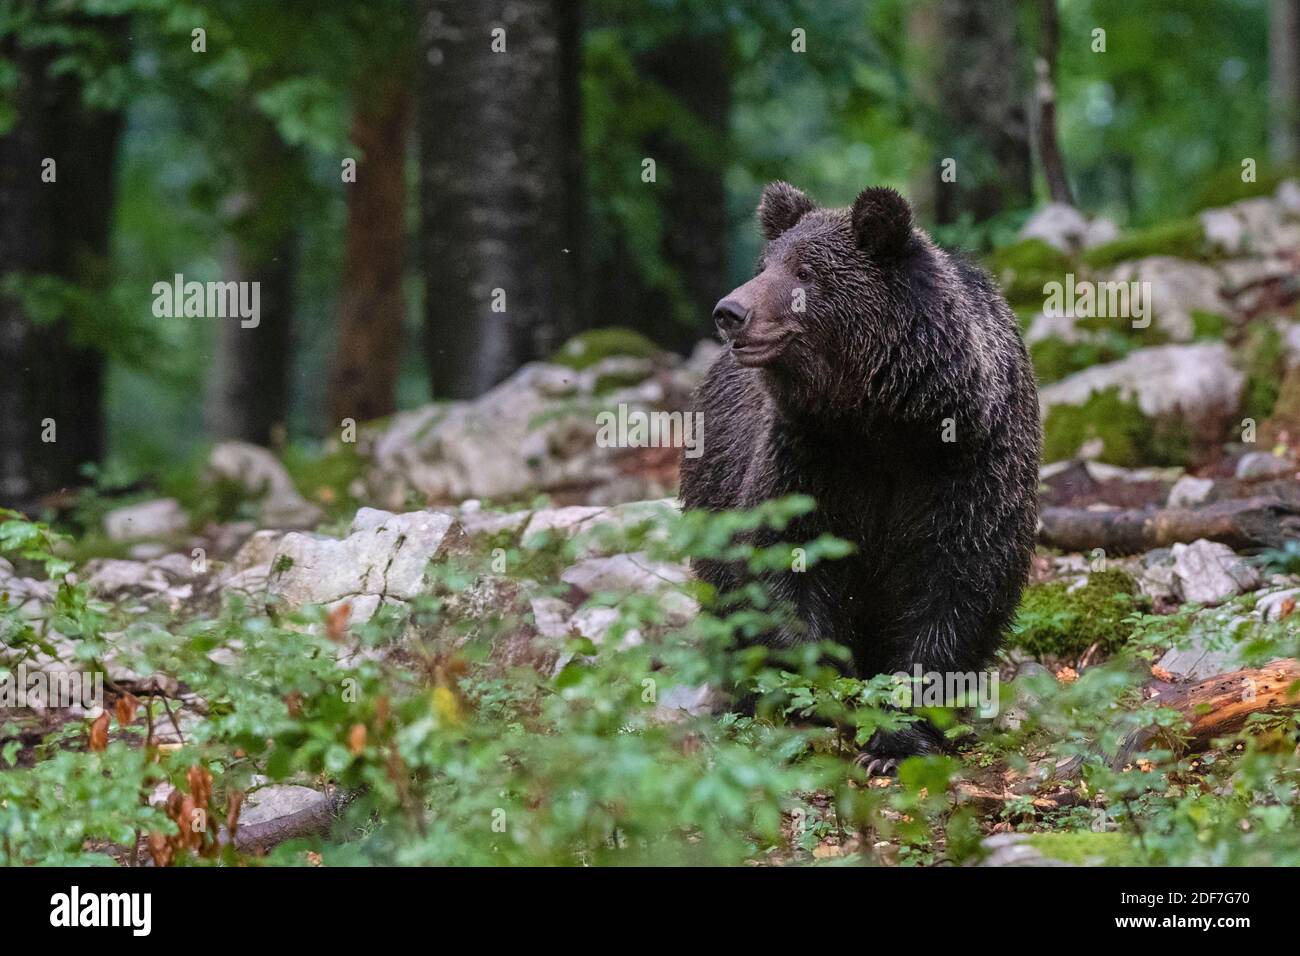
(854, 753, 898, 778)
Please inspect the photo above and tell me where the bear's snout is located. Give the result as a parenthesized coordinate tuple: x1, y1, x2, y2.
(712, 297, 750, 338)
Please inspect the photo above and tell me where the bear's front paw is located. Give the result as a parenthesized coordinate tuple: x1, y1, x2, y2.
(853, 751, 898, 778)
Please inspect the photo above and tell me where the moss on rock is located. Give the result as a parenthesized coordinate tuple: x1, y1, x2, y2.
(551, 327, 662, 370)
(1042, 387, 1192, 467)
(1080, 218, 1209, 269)
(986, 239, 1077, 309)
(1010, 569, 1146, 658)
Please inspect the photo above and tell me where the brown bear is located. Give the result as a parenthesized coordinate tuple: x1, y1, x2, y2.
(679, 182, 1041, 766)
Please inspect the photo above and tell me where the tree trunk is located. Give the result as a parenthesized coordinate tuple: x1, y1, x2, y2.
(327, 81, 411, 427)
(418, 0, 581, 399)
(206, 113, 301, 446)
(590, 31, 731, 354)
(0, 14, 124, 509)
(1033, 0, 1074, 205)
(1271, 0, 1300, 165)
(931, 0, 1033, 225)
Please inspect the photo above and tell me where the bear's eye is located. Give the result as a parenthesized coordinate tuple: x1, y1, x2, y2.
(795, 265, 814, 283)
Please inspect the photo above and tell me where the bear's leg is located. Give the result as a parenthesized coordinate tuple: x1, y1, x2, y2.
(855, 599, 996, 773)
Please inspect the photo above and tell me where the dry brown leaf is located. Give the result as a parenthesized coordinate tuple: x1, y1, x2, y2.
(1151, 665, 1175, 682)
(326, 601, 351, 643)
(114, 692, 139, 727)
(226, 790, 244, 838)
(187, 765, 213, 809)
(348, 722, 367, 755)
(88, 711, 110, 752)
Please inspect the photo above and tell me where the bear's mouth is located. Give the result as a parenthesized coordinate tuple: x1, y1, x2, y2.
(731, 334, 790, 367)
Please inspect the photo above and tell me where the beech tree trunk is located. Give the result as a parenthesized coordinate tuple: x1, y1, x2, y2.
(1033, 0, 1074, 205)
(418, 0, 581, 399)
(931, 0, 1033, 224)
(590, 30, 731, 354)
(0, 13, 124, 509)
(206, 113, 302, 446)
(1271, 0, 1300, 164)
(327, 81, 411, 426)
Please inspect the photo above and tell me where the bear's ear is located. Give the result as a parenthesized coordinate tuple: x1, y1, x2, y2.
(757, 181, 815, 240)
(850, 186, 913, 257)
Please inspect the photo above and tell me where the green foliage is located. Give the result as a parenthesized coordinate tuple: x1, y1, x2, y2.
(1010, 569, 1145, 658)
(1042, 387, 1192, 467)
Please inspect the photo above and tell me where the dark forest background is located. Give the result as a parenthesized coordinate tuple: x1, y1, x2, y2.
(0, 0, 1290, 508)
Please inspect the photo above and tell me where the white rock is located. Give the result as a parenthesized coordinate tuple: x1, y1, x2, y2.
(1167, 475, 1215, 509)
(560, 552, 689, 595)
(570, 606, 642, 648)
(1257, 587, 1300, 621)
(651, 683, 721, 723)
(1277, 178, 1300, 215)
(1038, 343, 1243, 437)
(1170, 539, 1261, 606)
(1082, 216, 1120, 248)
(207, 442, 323, 529)
(266, 509, 462, 612)
(1235, 451, 1296, 481)
(522, 505, 608, 542)
(1019, 203, 1090, 252)
(530, 597, 575, 640)
(1200, 194, 1300, 256)
(1099, 257, 1227, 341)
(103, 498, 188, 542)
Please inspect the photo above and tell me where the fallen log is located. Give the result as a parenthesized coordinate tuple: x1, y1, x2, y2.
(1114, 658, 1300, 764)
(1038, 497, 1300, 554)
(957, 661, 1300, 813)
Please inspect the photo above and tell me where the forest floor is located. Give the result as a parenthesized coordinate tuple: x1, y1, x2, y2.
(4, 181, 1300, 866)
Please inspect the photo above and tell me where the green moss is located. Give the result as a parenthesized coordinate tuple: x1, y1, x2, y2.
(985, 239, 1076, 309)
(591, 369, 650, 394)
(1080, 218, 1209, 269)
(1190, 310, 1228, 340)
(281, 441, 364, 520)
(1239, 323, 1286, 424)
(1026, 831, 1144, 866)
(1042, 387, 1192, 467)
(1011, 569, 1145, 658)
(550, 327, 662, 370)
(1192, 163, 1300, 211)
(1031, 335, 1135, 385)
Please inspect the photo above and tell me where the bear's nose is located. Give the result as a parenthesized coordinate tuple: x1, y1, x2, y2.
(712, 298, 750, 338)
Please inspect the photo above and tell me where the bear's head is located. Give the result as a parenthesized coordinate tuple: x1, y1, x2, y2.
(712, 181, 921, 412)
